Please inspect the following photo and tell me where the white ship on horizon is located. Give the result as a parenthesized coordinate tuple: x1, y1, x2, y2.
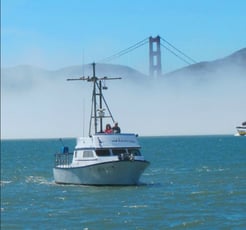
(235, 121, 246, 136)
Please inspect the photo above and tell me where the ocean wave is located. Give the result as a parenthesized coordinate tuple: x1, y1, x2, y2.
(25, 176, 54, 185)
(123, 205, 148, 208)
(0, 180, 12, 186)
(196, 166, 228, 172)
(190, 191, 209, 195)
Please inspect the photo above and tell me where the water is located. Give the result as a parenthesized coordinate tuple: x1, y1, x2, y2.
(1, 135, 245, 229)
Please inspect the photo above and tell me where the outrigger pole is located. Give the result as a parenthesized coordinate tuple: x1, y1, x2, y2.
(67, 62, 121, 136)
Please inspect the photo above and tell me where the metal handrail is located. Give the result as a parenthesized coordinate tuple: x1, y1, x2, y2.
(54, 152, 73, 167)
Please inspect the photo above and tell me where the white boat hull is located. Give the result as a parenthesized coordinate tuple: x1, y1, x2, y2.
(53, 160, 149, 185)
(236, 129, 246, 136)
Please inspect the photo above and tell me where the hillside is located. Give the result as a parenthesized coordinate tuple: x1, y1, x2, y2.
(1, 63, 148, 91)
(164, 48, 246, 78)
(2, 48, 246, 91)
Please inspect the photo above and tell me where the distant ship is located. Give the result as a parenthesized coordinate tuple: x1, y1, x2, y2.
(235, 121, 246, 136)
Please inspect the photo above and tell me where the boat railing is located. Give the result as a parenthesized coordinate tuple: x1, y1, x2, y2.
(54, 152, 73, 167)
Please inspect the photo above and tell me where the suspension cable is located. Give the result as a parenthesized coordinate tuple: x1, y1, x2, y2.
(99, 37, 149, 63)
(97, 35, 197, 68)
(161, 37, 197, 64)
(160, 43, 192, 65)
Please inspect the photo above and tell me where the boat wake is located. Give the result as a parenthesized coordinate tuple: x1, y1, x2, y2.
(25, 176, 54, 185)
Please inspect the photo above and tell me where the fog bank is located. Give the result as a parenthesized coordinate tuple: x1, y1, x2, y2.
(1, 63, 245, 139)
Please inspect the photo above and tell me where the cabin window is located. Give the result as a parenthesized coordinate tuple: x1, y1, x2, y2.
(83, 150, 94, 158)
(128, 149, 141, 156)
(75, 150, 84, 159)
(96, 149, 111, 156)
(112, 149, 127, 156)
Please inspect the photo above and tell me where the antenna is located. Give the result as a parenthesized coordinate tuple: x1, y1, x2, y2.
(82, 49, 85, 77)
(82, 98, 85, 137)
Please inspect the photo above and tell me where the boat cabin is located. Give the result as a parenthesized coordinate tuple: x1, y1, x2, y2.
(71, 133, 143, 163)
(73, 148, 141, 163)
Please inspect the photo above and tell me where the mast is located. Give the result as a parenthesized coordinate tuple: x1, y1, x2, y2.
(67, 63, 121, 136)
(92, 63, 97, 134)
(99, 79, 103, 133)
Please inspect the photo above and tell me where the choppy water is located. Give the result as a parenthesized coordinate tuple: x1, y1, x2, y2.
(1, 135, 246, 229)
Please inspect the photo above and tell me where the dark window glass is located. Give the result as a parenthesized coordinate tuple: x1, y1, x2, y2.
(96, 149, 111, 156)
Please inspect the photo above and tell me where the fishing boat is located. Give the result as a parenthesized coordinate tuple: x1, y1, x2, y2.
(53, 63, 150, 185)
(235, 121, 246, 136)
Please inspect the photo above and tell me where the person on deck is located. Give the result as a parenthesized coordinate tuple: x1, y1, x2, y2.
(112, 122, 121, 133)
(105, 124, 113, 134)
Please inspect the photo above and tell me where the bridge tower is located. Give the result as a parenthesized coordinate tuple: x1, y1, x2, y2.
(149, 36, 162, 77)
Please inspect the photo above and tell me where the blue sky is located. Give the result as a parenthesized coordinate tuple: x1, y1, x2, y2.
(2, 0, 246, 73)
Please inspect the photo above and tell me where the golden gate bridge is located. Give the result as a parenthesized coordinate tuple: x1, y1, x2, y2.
(99, 35, 197, 77)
